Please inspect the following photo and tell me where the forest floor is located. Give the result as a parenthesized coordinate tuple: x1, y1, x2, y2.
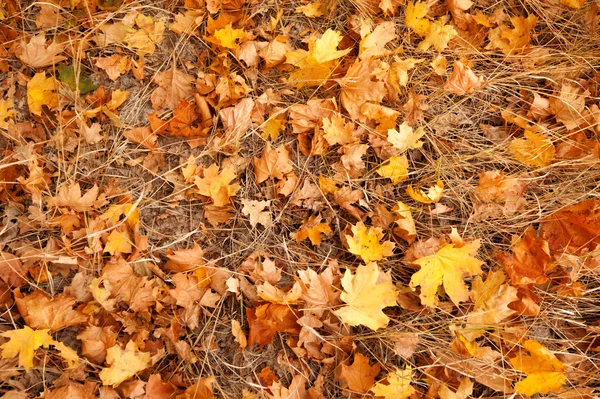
(0, 0, 600, 397)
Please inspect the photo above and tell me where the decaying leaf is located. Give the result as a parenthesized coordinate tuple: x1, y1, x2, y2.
(339, 353, 381, 393)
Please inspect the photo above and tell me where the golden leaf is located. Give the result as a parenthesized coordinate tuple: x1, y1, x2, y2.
(104, 230, 133, 255)
(406, 179, 444, 203)
(334, 263, 397, 330)
(194, 163, 240, 207)
(295, 215, 332, 246)
(509, 339, 566, 396)
(417, 19, 458, 52)
(27, 72, 59, 116)
(405, 2, 430, 36)
(409, 241, 484, 307)
(371, 366, 416, 399)
(508, 130, 555, 167)
(99, 341, 151, 386)
(0, 97, 16, 130)
(377, 155, 409, 185)
(213, 24, 246, 49)
(387, 122, 425, 153)
(346, 222, 395, 263)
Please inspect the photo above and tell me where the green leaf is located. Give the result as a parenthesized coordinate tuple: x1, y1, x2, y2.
(58, 65, 97, 94)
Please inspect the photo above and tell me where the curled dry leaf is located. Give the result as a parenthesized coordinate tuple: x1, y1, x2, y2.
(444, 60, 484, 96)
(509, 339, 566, 396)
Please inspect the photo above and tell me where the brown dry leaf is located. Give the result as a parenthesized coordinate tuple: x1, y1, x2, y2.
(298, 267, 340, 311)
(95, 55, 131, 81)
(241, 199, 272, 228)
(99, 341, 151, 387)
(406, 180, 444, 204)
(15, 34, 66, 68)
(334, 143, 368, 179)
(474, 170, 529, 218)
(444, 60, 484, 96)
(497, 226, 554, 285)
(254, 142, 294, 183)
(340, 58, 386, 121)
(295, 215, 331, 246)
(548, 84, 590, 130)
(541, 199, 600, 254)
(15, 291, 87, 331)
(334, 186, 364, 220)
(0, 252, 27, 288)
(393, 201, 416, 243)
(47, 183, 99, 212)
(77, 325, 117, 364)
(123, 126, 158, 149)
(165, 243, 205, 272)
(267, 374, 308, 399)
(247, 304, 299, 348)
(151, 65, 195, 111)
(339, 353, 380, 393)
(80, 122, 103, 144)
(359, 21, 396, 59)
(322, 114, 357, 146)
(486, 15, 538, 54)
(231, 320, 247, 349)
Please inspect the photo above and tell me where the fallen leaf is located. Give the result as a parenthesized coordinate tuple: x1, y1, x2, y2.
(150, 65, 195, 111)
(339, 353, 380, 393)
(0, 251, 27, 288)
(346, 222, 395, 263)
(247, 304, 299, 348)
(123, 126, 158, 149)
(439, 377, 473, 399)
(295, 215, 332, 245)
(104, 230, 133, 255)
(47, 183, 99, 212)
(231, 320, 247, 349)
(80, 122, 103, 144)
(548, 84, 589, 131)
(405, 1, 430, 36)
(387, 122, 425, 152)
(377, 155, 409, 185)
(241, 199, 272, 228)
(410, 240, 484, 307)
(295, 2, 323, 17)
(541, 199, 600, 254)
(406, 179, 444, 203)
(165, 243, 205, 273)
(15, 34, 66, 68)
(195, 163, 240, 207)
(27, 72, 59, 116)
(486, 15, 538, 54)
(508, 130, 555, 167)
(393, 201, 416, 243)
(0, 97, 16, 129)
(322, 114, 357, 146)
(1, 326, 78, 371)
(417, 19, 457, 51)
(334, 262, 397, 330)
(444, 60, 484, 95)
(15, 290, 87, 330)
(359, 21, 396, 59)
(95, 54, 131, 80)
(509, 339, 566, 396)
(371, 366, 415, 399)
(58, 65, 97, 94)
(99, 341, 151, 387)
(212, 23, 246, 49)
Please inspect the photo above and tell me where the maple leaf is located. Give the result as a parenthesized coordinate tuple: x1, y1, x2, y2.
(241, 199, 272, 228)
(509, 130, 555, 167)
(322, 114, 357, 146)
(99, 341, 151, 387)
(1, 326, 78, 371)
(169, 10, 204, 35)
(387, 122, 425, 153)
(410, 241, 484, 307)
(339, 353, 381, 393)
(95, 54, 131, 80)
(15, 290, 87, 331)
(417, 19, 458, 52)
(346, 222, 395, 263)
(47, 183, 99, 212)
(509, 339, 566, 396)
(377, 155, 409, 184)
(439, 377, 473, 399)
(247, 304, 300, 348)
(393, 201, 416, 243)
(80, 122, 103, 144)
(0, 97, 16, 130)
(253, 142, 295, 183)
(444, 60, 484, 96)
(334, 262, 397, 330)
(295, 2, 323, 17)
(123, 126, 159, 149)
(371, 366, 416, 399)
(549, 84, 589, 130)
(212, 23, 246, 49)
(387, 57, 424, 94)
(541, 199, 600, 254)
(406, 179, 444, 203)
(473, 170, 529, 218)
(27, 72, 59, 116)
(76, 325, 117, 364)
(359, 21, 396, 59)
(312, 29, 352, 64)
(165, 243, 205, 272)
(0, 251, 27, 287)
(340, 58, 386, 121)
(124, 13, 165, 55)
(295, 215, 332, 246)
(405, 1, 431, 36)
(463, 270, 518, 340)
(497, 226, 554, 285)
(15, 34, 66, 68)
(150, 65, 195, 111)
(104, 230, 133, 255)
(486, 15, 538, 55)
(195, 163, 240, 207)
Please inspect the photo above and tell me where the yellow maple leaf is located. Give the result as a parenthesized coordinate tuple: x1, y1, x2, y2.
(508, 130, 555, 168)
(409, 241, 484, 307)
(406, 179, 444, 203)
(295, 215, 332, 245)
(295, 2, 323, 17)
(417, 19, 457, 52)
(213, 24, 246, 49)
(124, 13, 165, 55)
(99, 341, 151, 386)
(0, 97, 16, 130)
(195, 164, 239, 207)
(405, 2, 431, 36)
(509, 339, 566, 396)
(333, 262, 397, 330)
(27, 72, 59, 116)
(104, 230, 133, 255)
(1, 326, 78, 371)
(486, 15, 538, 55)
(371, 366, 416, 399)
(346, 222, 395, 263)
(359, 21, 396, 59)
(377, 155, 409, 185)
(100, 203, 140, 227)
(387, 122, 425, 153)
(312, 29, 352, 64)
